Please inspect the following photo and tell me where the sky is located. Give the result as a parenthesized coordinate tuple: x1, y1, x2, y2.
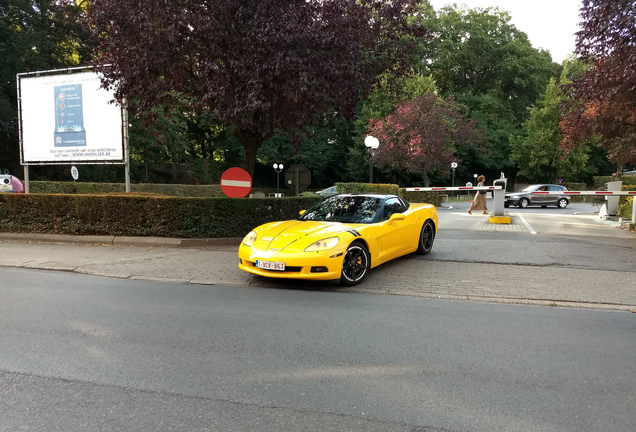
(428, 0, 583, 63)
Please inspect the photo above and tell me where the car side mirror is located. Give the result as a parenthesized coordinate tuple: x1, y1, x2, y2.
(387, 213, 406, 224)
(299, 210, 306, 215)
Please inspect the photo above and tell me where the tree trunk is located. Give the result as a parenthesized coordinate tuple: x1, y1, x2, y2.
(242, 141, 259, 180)
(423, 172, 430, 187)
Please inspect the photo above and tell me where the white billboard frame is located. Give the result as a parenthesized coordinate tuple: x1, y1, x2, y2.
(16, 66, 130, 192)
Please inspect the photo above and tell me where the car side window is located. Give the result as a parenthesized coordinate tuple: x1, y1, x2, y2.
(549, 185, 564, 192)
(538, 186, 548, 192)
(382, 198, 407, 221)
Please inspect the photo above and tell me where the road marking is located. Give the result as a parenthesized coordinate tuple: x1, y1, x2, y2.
(516, 213, 537, 234)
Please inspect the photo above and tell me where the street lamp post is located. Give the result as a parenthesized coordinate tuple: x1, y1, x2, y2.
(473, 173, 478, 198)
(450, 162, 457, 199)
(273, 163, 284, 197)
(364, 135, 380, 183)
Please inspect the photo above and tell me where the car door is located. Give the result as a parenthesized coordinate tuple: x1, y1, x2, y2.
(531, 185, 550, 206)
(548, 185, 565, 205)
(377, 197, 416, 262)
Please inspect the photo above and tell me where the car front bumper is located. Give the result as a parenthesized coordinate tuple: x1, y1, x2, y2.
(505, 197, 520, 206)
(238, 244, 345, 281)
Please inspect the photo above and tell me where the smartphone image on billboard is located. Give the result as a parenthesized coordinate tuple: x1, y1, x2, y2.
(54, 84, 87, 147)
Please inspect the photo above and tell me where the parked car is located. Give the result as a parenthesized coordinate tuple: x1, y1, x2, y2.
(315, 185, 338, 198)
(0, 174, 25, 193)
(239, 194, 438, 285)
(505, 184, 569, 208)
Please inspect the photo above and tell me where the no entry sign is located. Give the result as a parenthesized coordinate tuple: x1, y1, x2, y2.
(220, 167, 252, 198)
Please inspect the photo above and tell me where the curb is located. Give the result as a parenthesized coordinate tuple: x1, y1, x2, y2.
(0, 232, 242, 248)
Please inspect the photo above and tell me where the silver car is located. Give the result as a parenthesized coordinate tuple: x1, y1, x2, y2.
(505, 184, 569, 209)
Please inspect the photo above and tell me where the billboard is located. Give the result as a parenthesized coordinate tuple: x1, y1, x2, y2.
(18, 69, 125, 164)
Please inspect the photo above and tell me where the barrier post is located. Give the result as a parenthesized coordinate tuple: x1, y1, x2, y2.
(632, 197, 635, 225)
(492, 179, 506, 217)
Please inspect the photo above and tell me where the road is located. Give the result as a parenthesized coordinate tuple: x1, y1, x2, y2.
(1, 267, 635, 432)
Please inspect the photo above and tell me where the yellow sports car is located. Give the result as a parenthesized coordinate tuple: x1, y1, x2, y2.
(238, 194, 438, 285)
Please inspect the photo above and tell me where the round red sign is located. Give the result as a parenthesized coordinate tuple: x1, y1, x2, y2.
(220, 167, 252, 198)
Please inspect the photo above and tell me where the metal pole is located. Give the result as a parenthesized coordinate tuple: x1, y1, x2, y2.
(23, 165, 30, 193)
(451, 170, 455, 199)
(276, 172, 280, 195)
(123, 100, 131, 193)
(369, 151, 373, 183)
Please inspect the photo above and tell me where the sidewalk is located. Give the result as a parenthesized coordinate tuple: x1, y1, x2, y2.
(1, 204, 634, 310)
(0, 234, 634, 311)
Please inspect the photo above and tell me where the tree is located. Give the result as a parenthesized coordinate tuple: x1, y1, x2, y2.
(560, 0, 636, 167)
(88, 0, 424, 179)
(511, 79, 588, 183)
(368, 94, 484, 187)
(0, 0, 94, 174)
(415, 5, 557, 178)
(347, 71, 437, 182)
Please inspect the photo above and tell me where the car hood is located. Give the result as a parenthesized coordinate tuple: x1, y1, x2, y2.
(251, 220, 359, 253)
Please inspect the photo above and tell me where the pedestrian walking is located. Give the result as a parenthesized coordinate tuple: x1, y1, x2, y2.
(467, 175, 488, 215)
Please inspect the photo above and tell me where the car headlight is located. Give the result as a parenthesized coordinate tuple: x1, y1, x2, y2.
(304, 237, 340, 252)
(242, 231, 257, 247)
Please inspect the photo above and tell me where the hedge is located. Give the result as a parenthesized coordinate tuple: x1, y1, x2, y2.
(30, 181, 224, 197)
(0, 194, 321, 238)
(592, 175, 636, 189)
(335, 182, 441, 206)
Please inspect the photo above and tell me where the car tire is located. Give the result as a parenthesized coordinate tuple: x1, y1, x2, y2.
(519, 198, 529, 208)
(416, 220, 435, 255)
(340, 242, 370, 286)
(558, 198, 569, 209)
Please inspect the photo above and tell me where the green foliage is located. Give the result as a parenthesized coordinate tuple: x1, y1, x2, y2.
(349, 72, 438, 182)
(335, 182, 400, 195)
(510, 66, 589, 183)
(592, 175, 636, 189)
(617, 196, 633, 220)
(560, 183, 586, 191)
(0, 0, 95, 174)
(416, 5, 557, 180)
(0, 194, 322, 238)
(369, 94, 484, 187)
(399, 189, 441, 206)
(29, 181, 225, 197)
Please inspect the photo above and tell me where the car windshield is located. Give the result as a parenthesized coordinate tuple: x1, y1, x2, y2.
(299, 195, 381, 224)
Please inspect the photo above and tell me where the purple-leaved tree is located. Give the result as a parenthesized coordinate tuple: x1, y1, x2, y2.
(88, 0, 424, 177)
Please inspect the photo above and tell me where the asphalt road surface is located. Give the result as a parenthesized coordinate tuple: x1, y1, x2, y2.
(2, 267, 635, 432)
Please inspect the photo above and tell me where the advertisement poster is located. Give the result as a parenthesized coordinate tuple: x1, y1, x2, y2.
(54, 83, 86, 147)
(19, 70, 124, 164)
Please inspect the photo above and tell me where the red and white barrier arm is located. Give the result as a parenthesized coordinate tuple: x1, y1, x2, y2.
(406, 186, 503, 192)
(532, 191, 636, 196)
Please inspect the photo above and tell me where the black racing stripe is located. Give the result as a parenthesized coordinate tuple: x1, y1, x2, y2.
(346, 229, 361, 237)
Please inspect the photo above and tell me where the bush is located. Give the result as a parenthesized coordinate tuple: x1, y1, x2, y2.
(335, 182, 400, 195)
(617, 185, 635, 220)
(334, 182, 440, 206)
(0, 194, 321, 238)
(30, 181, 224, 197)
(592, 175, 636, 189)
(399, 189, 441, 206)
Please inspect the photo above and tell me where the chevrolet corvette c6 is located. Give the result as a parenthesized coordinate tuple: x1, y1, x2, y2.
(238, 194, 438, 285)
